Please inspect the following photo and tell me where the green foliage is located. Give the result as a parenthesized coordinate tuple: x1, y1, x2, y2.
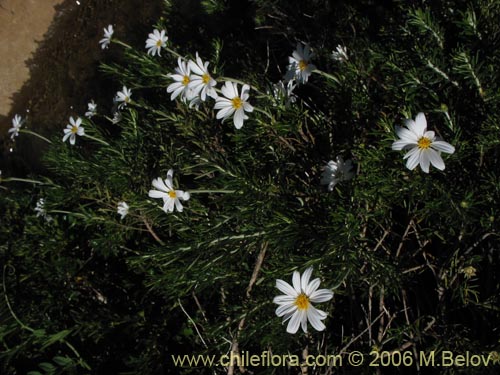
(1, 0, 500, 374)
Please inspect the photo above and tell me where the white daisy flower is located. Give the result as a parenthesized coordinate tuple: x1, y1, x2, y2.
(145, 29, 168, 56)
(213, 81, 254, 129)
(188, 52, 218, 101)
(148, 169, 190, 213)
(85, 100, 97, 118)
(35, 198, 53, 222)
(99, 25, 114, 50)
(117, 201, 129, 219)
(320, 156, 355, 191)
(167, 58, 195, 102)
(331, 45, 348, 62)
(62, 116, 85, 145)
(392, 112, 455, 173)
(285, 43, 316, 84)
(115, 86, 132, 109)
(8, 114, 23, 139)
(272, 80, 297, 106)
(273, 267, 333, 334)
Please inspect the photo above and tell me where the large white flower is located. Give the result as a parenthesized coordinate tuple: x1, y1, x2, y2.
(115, 86, 132, 109)
(148, 169, 190, 213)
(167, 58, 195, 102)
(117, 201, 129, 220)
(320, 156, 355, 191)
(392, 112, 455, 173)
(145, 29, 168, 56)
(273, 267, 333, 334)
(213, 81, 254, 129)
(62, 116, 85, 145)
(99, 25, 113, 50)
(285, 43, 316, 84)
(188, 52, 218, 101)
(8, 114, 23, 139)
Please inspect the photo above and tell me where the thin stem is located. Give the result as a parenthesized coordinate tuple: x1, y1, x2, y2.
(3, 265, 34, 332)
(314, 69, 340, 84)
(1, 177, 46, 185)
(19, 129, 52, 144)
(82, 134, 110, 147)
(113, 39, 132, 49)
(188, 189, 236, 194)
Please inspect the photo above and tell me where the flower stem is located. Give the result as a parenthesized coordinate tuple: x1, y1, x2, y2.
(188, 189, 236, 194)
(314, 69, 340, 84)
(1, 177, 46, 185)
(19, 129, 52, 144)
(82, 134, 110, 146)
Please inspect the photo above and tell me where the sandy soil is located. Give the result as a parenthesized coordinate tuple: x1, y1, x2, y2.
(0, 0, 63, 117)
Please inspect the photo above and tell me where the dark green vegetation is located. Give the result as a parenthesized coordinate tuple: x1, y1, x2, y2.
(1, 0, 500, 374)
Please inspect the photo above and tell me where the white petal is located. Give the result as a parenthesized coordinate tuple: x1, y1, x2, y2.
(286, 310, 303, 334)
(300, 267, 313, 293)
(392, 139, 414, 151)
(307, 306, 327, 331)
(292, 271, 301, 294)
(276, 279, 298, 297)
(166, 169, 174, 190)
(309, 288, 334, 303)
(233, 109, 244, 129)
(273, 295, 295, 304)
(414, 112, 427, 135)
(419, 150, 430, 173)
(275, 302, 297, 317)
(182, 191, 190, 201)
(405, 147, 421, 170)
(305, 278, 321, 296)
(152, 177, 169, 193)
(396, 126, 419, 143)
(70, 134, 76, 145)
(428, 148, 445, 170)
(432, 141, 455, 154)
(148, 189, 168, 199)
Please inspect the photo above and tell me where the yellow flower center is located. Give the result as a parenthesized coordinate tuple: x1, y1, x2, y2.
(71, 126, 78, 134)
(417, 137, 431, 149)
(182, 75, 190, 86)
(156, 40, 163, 47)
(168, 191, 177, 199)
(202, 73, 210, 84)
(294, 293, 310, 310)
(298, 60, 308, 71)
(231, 97, 243, 109)
(125, 96, 130, 103)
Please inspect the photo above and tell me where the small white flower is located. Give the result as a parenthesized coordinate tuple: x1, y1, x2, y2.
(188, 52, 218, 101)
(117, 201, 129, 219)
(145, 29, 168, 56)
(62, 116, 85, 145)
(8, 114, 23, 139)
(99, 25, 114, 50)
(213, 81, 254, 129)
(331, 45, 348, 62)
(35, 198, 53, 222)
(285, 43, 316, 84)
(273, 267, 333, 334)
(115, 86, 132, 109)
(85, 100, 97, 118)
(148, 169, 190, 213)
(111, 111, 122, 124)
(392, 112, 455, 173)
(167, 58, 195, 102)
(320, 156, 355, 191)
(272, 80, 297, 106)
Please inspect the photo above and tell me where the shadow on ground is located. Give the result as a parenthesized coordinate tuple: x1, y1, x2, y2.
(0, 0, 163, 176)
